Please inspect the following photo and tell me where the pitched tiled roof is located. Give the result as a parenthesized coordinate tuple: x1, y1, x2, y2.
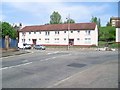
(20, 23, 96, 32)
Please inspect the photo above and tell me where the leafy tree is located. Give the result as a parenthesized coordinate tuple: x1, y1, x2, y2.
(64, 18, 75, 24)
(106, 22, 111, 26)
(0, 21, 2, 38)
(90, 16, 101, 27)
(50, 11, 62, 24)
(99, 26, 115, 42)
(2, 22, 17, 39)
(98, 18, 101, 27)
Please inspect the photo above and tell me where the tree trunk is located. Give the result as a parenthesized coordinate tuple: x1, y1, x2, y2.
(5, 35, 9, 50)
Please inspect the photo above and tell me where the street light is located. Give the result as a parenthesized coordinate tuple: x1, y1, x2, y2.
(66, 14, 70, 50)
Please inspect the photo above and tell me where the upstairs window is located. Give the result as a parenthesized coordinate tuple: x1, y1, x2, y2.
(86, 30, 91, 35)
(77, 30, 80, 33)
(55, 31, 59, 34)
(45, 31, 50, 35)
(71, 31, 73, 33)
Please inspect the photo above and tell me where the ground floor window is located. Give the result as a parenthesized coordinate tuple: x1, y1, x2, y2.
(55, 38, 59, 43)
(45, 38, 49, 43)
(85, 38, 91, 44)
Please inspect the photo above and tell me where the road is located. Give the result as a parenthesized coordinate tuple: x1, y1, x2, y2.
(1, 50, 118, 88)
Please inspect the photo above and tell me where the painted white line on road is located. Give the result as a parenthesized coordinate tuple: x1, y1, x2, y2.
(47, 66, 92, 88)
(0, 62, 32, 70)
(47, 51, 59, 55)
(40, 54, 71, 62)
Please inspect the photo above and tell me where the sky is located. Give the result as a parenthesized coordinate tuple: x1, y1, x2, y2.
(1, 0, 119, 27)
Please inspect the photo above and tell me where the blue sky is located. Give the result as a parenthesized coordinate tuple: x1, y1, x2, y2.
(1, 0, 119, 27)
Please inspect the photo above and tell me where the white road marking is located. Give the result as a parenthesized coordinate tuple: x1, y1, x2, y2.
(47, 51, 59, 55)
(1, 51, 71, 70)
(0, 62, 32, 70)
(47, 66, 91, 88)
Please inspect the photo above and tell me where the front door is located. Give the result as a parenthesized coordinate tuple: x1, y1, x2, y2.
(69, 39, 74, 46)
(32, 39, 37, 45)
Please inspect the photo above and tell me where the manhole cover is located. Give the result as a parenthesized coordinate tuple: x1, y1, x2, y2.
(67, 63, 86, 68)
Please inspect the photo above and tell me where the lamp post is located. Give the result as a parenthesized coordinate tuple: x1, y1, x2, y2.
(66, 14, 70, 50)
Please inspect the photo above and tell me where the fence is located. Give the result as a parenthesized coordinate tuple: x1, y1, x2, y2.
(0, 38, 18, 48)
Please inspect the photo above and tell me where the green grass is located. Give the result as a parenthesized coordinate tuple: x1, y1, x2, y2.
(98, 41, 119, 48)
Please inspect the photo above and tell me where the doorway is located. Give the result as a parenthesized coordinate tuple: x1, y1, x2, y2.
(69, 39, 74, 46)
(32, 39, 37, 45)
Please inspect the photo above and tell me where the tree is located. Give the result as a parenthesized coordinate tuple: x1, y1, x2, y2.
(90, 16, 101, 27)
(0, 21, 2, 38)
(98, 18, 101, 27)
(64, 18, 75, 24)
(106, 22, 111, 26)
(50, 11, 62, 24)
(2, 22, 17, 39)
(99, 26, 115, 42)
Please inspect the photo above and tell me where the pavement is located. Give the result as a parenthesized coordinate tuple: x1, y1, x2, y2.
(51, 60, 118, 88)
(1, 49, 30, 58)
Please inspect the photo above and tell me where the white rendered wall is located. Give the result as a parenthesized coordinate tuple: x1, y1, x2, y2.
(19, 26, 98, 46)
(116, 28, 120, 42)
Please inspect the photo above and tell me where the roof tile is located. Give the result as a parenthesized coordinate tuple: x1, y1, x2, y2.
(20, 23, 96, 32)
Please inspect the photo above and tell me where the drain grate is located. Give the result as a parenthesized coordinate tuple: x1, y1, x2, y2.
(67, 63, 86, 68)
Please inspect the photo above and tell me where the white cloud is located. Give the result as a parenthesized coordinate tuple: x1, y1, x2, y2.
(2, 1, 116, 26)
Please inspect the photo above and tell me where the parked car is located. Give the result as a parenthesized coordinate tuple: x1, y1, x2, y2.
(24, 44, 31, 49)
(34, 45, 46, 50)
(18, 43, 31, 49)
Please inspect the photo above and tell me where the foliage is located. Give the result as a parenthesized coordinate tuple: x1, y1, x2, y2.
(106, 22, 111, 26)
(99, 26, 115, 42)
(0, 21, 2, 38)
(50, 11, 62, 24)
(90, 16, 101, 27)
(64, 18, 75, 24)
(2, 22, 17, 39)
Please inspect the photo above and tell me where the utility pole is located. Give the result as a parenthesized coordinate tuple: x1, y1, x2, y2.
(66, 14, 70, 50)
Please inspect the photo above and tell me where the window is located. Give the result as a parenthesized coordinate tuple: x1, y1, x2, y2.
(55, 38, 59, 43)
(77, 30, 80, 33)
(86, 30, 91, 35)
(55, 31, 59, 34)
(85, 38, 91, 44)
(45, 38, 49, 43)
(71, 31, 73, 33)
(22, 32, 26, 36)
(77, 38, 80, 40)
(85, 38, 91, 40)
(22, 39, 25, 42)
(29, 32, 31, 34)
(64, 38, 66, 41)
(45, 31, 50, 35)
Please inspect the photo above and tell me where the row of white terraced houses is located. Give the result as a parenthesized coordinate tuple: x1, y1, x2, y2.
(19, 23, 98, 47)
